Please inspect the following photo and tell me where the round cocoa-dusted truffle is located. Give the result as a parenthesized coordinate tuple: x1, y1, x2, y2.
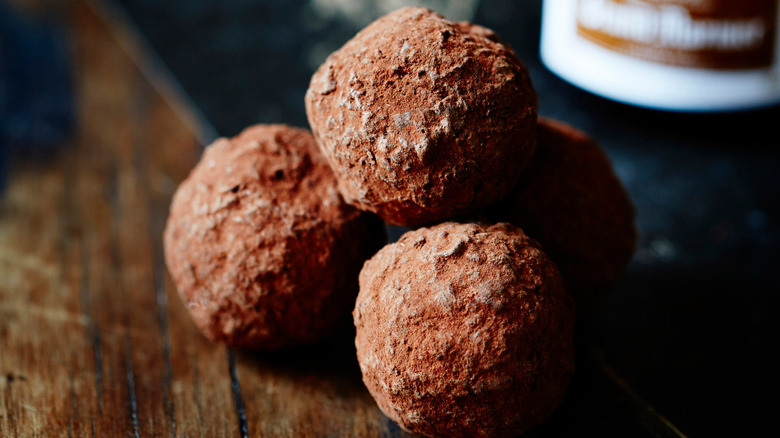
(164, 124, 383, 349)
(487, 118, 637, 311)
(354, 222, 574, 437)
(306, 7, 537, 227)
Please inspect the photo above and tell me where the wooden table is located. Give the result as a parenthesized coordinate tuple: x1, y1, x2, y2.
(0, 1, 688, 436)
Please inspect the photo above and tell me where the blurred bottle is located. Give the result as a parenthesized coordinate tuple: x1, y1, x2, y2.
(540, 0, 780, 111)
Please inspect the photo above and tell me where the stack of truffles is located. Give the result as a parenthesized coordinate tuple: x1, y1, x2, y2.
(163, 7, 636, 437)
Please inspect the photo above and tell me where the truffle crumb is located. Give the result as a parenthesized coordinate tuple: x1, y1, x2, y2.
(306, 7, 538, 226)
(164, 124, 384, 349)
(355, 222, 575, 437)
(486, 118, 637, 311)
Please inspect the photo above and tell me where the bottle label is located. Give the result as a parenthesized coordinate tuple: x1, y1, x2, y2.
(576, 0, 778, 69)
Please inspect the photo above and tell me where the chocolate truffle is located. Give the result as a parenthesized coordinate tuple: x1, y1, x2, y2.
(487, 118, 637, 311)
(354, 222, 575, 437)
(164, 124, 383, 349)
(306, 7, 537, 227)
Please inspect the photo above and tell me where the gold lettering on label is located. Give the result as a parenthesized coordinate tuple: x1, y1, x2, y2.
(576, 0, 778, 69)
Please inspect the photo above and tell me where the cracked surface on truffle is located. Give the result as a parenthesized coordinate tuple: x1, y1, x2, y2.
(164, 124, 383, 349)
(487, 118, 637, 311)
(306, 7, 537, 226)
(354, 222, 574, 437)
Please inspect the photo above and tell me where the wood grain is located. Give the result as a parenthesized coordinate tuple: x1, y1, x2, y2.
(0, 1, 688, 437)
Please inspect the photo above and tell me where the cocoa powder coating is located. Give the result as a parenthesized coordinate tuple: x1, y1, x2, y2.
(164, 124, 383, 349)
(487, 118, 637, 311)
(354, 222, 575, 437)
(306, 7, 537, 226)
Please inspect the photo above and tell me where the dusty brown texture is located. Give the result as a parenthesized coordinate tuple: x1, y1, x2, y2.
(1, 2, 688, 436)
(305, 7, 538, 227)
(354, 222, 575, 437)
(164, 124, 384, 349)
(487, 118, 637, 311)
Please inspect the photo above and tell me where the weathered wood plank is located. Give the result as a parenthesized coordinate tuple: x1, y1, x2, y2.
(70, 1, 237, 436)
(0, 0, 236, 436)
(234, 330, 403, 437)
(0, 159, 80, 437)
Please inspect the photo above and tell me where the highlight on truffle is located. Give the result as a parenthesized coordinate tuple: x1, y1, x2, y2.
(163, 124, 384, 350)
(306, 7, 538, 227)
(354, 222, 575, 437)
(486, 118, 637, 311)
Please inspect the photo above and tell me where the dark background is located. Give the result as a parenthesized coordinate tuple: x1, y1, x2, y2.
(5, 0, 776, 436)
